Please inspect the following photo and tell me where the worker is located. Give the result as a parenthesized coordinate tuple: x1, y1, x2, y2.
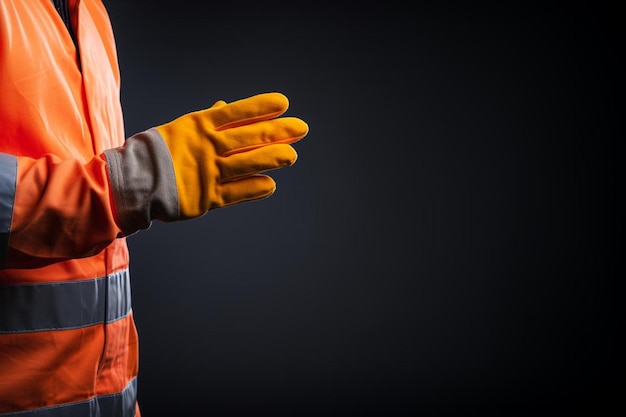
(0, 1, 309, 416)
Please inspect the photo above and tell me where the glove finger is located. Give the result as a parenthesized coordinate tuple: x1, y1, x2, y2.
(218, 144, 298, 181)
(210, 92, 290, 130)
(215, 117, 309, 156)
(216, 175, 277, 207)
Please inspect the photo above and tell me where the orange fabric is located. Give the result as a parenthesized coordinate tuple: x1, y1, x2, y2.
(0, 238, 129, 286)
(7, 153, 122, 266)
(95, 314, 140, 397)
(0, 314, 139, 413)
(0, 0, 125, 269)
(0, 0, 139, 414)
(0, 0, 123, 162)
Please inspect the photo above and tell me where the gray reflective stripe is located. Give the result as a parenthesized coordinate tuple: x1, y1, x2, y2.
(0, 270, 131, 333)
(0, 153, 17, 268)
(0, 377, 137, 417)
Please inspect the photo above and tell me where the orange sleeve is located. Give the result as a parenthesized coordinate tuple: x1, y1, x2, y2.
(5, 153, 123, 268)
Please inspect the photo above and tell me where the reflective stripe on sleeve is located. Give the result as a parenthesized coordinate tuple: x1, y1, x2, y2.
(0, 377, 137, 417)
(0, 269, 131, 333)
(0, 153, 17, 268)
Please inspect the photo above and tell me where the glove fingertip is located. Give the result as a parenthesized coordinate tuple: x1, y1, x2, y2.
(261, 92, 289, 114)
(290, 118, 309, 140)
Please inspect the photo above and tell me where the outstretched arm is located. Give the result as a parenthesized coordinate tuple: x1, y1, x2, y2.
(0, 92, 308, 269)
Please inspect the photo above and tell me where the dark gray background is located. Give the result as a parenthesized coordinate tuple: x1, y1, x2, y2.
(103, 1, 620, 415)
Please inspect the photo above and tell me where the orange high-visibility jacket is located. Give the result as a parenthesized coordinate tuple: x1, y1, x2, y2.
(0, 1, 140, 416)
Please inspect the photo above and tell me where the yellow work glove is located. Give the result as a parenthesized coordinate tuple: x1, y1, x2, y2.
(155, 92, 309, 219)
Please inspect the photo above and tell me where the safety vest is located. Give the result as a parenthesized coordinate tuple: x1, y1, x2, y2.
(0, 1, 139, 416)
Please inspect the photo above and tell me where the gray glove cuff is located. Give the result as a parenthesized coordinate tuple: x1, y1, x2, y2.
(104, 128, 179, 235)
